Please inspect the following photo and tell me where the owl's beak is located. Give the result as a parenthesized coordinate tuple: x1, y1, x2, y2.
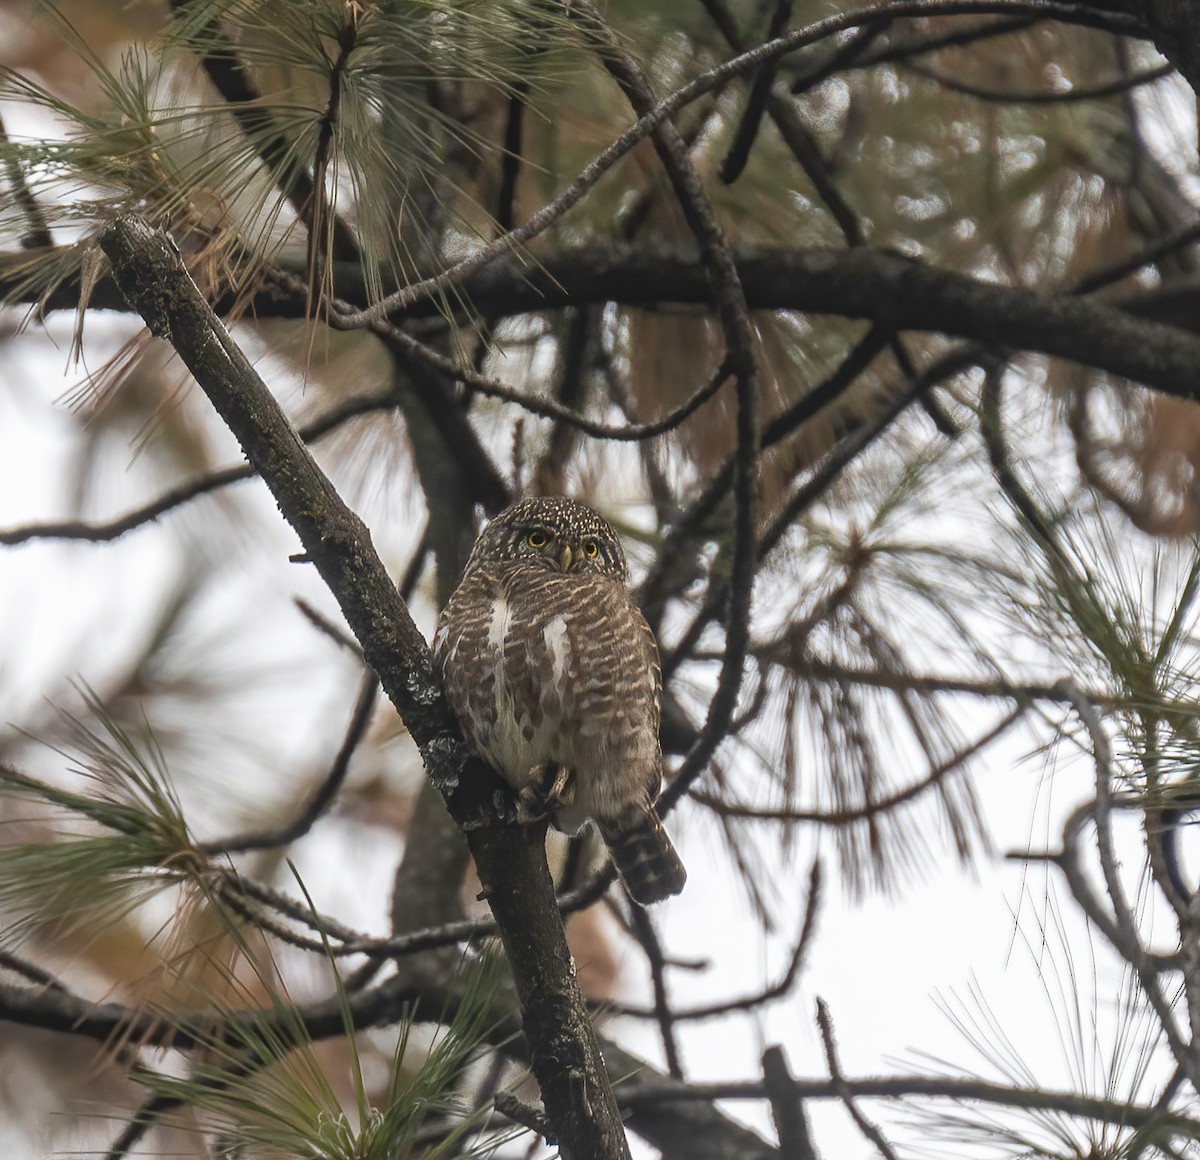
(558, 544, 573, 572)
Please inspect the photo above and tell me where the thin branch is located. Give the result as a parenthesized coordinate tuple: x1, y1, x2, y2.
(905, 58, 1174, 103)
(639, 323, 889, 624)
(815, 999, 900, 1160)
(294, 598, 364, 656)
(218, 870, 365, 945)
(979, 360, 1068, 556)
(330, 0, 1146, 328)
(1069, 218, 1200, 295)
(531, 306, 595, 495)
(213, 864, 603, 963)
(758, 656, 1115, 705)
(215, 885, 487, 959)
(1017, 795, 1191, 1089)
(0, 387, 401, 546)
(788, 19, 892, 94)
(693, 705, 1024, 824)
(720, 0, 795, 184)
(0, 968, 428, 1047)
(496, 84, 530, 234)
(370, 314, 734, 441)
(616, 1073, 1200, 1140)
(626, 905, 683, 1078)
(796, 15, 1037, 81)
(1059, 674, 1200, 1098)
(660, 355, 953, 694)
(200, 671, 378, 856)
(610, 862, 821, 1021)
(0, 948, 69, 991)
(1057, 680, 1140, 943)
(0, 111, 52, 249)
(570, 0, 762, 823)
(103, 1094, 180, 1160)
(705, 0, 869, 250)
(1014, 803, 1144, 962)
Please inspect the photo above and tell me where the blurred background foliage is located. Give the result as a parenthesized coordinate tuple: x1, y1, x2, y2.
(3, 0, 1200, 1156)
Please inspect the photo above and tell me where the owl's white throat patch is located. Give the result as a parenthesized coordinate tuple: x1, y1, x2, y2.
(543, 614, 571, 686)
(486, 597, 511, 652)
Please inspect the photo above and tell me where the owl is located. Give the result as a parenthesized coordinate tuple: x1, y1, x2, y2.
(434, 496, 686, 904)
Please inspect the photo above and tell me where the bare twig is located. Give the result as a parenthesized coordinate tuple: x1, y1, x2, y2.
(0, 949, 68, 991)
(200, 672, 378, 856)
(0, 387, 400, 546)
(378, 318, 733, 441)
(720, 0, 795, 184)
(815, 998, 900, 1160)
(837, 14, 1037, 75)
(626, 904, 683, 1078)
(659, 366, 941, 694)
(611, 862, 820, 1021)
(905, 58, 1174, 103)
(494, 1090, 555, 1143)
(103, 1093, 180, 1160)
(0, 111, 52, 249)
(616, 1072, 1200, 1141)
(695, 706, 1024, 824)
(569, 0, 763, 826)
(638, 323, 889, 625)
(1056, 680, 1137, 942)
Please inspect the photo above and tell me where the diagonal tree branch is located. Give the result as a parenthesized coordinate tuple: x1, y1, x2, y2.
(98, 214, 632, 1160)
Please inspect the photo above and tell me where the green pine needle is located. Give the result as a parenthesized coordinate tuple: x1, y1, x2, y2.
(0, 689, 202, 947)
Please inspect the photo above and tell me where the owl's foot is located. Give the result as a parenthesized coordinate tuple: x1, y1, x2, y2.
(516, 762, 576, 824)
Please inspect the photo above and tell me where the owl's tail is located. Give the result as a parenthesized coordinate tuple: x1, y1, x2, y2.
(599, 810, 687, 905)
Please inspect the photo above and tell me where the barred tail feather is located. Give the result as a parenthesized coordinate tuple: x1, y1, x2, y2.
(600, 811, 686, 904)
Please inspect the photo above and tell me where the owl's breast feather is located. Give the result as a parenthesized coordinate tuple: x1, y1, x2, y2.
(474, 594, 568, 789)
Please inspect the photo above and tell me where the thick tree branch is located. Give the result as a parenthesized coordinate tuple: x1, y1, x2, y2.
(616, 1073, 1200, 1141)
(97, 215, 631, 1160)
(14, 245, 1200, 404)
(393, 247, 1200, 401)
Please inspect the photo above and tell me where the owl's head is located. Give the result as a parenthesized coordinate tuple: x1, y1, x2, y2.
(468, 496, 629, 579)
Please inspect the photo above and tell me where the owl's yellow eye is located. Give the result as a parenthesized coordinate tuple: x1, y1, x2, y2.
(527, 530, 549, 549)
(583, 540, 599, 558)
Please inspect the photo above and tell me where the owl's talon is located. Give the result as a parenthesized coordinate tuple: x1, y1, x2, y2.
(545, 763, 575, 808)
(517, 762, 576, 824)
(515, 784, 549, 825)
